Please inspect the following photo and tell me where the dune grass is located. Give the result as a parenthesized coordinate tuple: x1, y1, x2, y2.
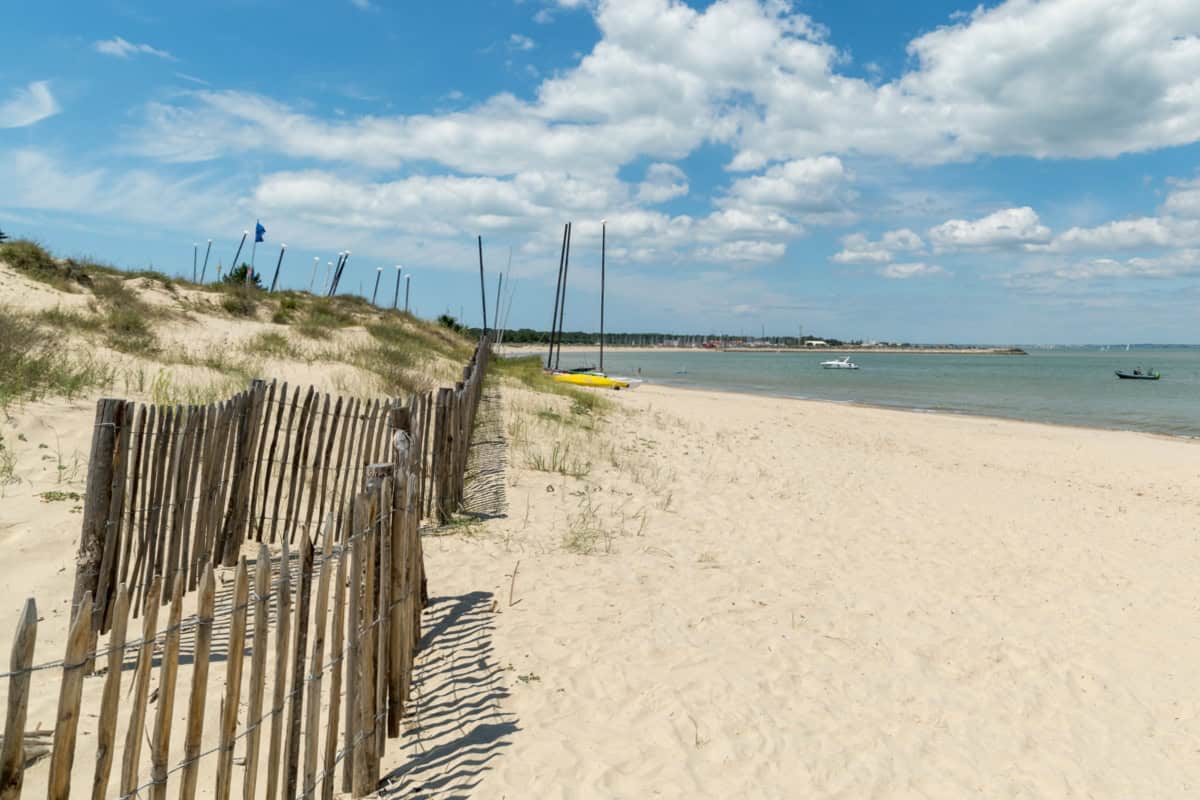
(0, 306, 113, 408)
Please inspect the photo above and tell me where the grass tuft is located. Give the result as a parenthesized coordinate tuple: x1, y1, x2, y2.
(0, 307, 113, 407)
(1, 240, 91, 291)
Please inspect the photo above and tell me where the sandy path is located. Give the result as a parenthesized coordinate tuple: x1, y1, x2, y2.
(402, 383, 1200, 798)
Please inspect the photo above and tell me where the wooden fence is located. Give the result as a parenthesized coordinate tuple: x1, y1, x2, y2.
(0, 335, 493, 800)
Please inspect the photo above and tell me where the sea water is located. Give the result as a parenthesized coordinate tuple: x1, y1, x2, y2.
(549, 347, 1200, 438)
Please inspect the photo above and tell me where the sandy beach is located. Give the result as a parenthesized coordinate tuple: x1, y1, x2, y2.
(1, 260, 1198, 798)
(403, 381, 1200, 797)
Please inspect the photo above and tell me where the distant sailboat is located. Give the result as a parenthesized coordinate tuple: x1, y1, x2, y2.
(1125, 344, 1131, 352)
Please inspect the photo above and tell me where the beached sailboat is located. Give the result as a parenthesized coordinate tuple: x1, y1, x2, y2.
(547, 219, 641, 390)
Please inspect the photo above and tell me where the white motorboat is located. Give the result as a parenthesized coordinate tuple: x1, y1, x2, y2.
(820, 356, 859, 370)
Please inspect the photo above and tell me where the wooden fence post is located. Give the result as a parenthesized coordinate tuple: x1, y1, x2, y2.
(283, 536, 314, 800)
(265, 540, 292, 800)
(303, 515, 335, 800)
(365, 466, 394, 755)
(242, 545, 272, 800)
(48, 593, 92, 800)
(321, 522, 349, 800)
(73, 400, 122, 621)
(214, 559, 249, 800)
(120, 576, 162, 797)
(0, 599, 36, 800)
(178, 568, 215, 800)
(149, 576, 184, 800)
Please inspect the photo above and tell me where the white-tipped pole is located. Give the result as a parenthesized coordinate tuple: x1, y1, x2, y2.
(324, 261, 334, 295)
(392, 265, 402, 310)
(371, 266, 384, 306)
(308, 256, 320, 293)
(269, 243, 288, 293)
(404, 273, 411, 313)
(199, 238, 213, 282)
(192, 243, 198, 282)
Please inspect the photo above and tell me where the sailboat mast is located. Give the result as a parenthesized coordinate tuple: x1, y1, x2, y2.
(600, 219, 606, 373)
(555, 222, 573, 371)
(547, 224, 568, 369)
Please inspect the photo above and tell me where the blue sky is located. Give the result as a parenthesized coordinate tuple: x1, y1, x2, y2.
(3, 0, 1200, 344)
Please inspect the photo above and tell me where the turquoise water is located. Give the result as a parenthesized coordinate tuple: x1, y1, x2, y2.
(551, 348, 1200, 437)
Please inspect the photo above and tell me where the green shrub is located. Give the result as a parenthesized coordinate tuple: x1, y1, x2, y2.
(221, 285, 259, 317)
(222, 263, 263, 289)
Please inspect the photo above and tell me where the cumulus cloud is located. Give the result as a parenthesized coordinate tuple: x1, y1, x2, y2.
(878, 262, 946, 279)
(509, 34, 535, 51)
(94, 36, 173, 59)
(929, 207, 1051, 250)
(0, 81, 59, 128)
(635, 163, 689, 204)
(832, 228, 923, 263)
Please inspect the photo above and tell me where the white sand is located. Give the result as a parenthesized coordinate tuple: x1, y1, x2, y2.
(403, 382, 1200, 798)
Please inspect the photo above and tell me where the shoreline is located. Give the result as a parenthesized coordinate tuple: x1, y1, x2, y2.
(640, 379, 1200, 443)
(501, 344, 1026, 355)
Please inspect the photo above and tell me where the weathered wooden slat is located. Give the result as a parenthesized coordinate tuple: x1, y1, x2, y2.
(163, 408, 196, 597)
(354, 490, 378, 794)
(94, 401, 131, 636)
(264, 538, 292, 800)
(269, 385, 302, 545)
(72, 399, 121, 620)
(177, 568, 215, 800)
(241, 544, 272, 800)
(246, 379, 277, 542)
(189, 403, 220, 589)
(152, 406, 184, 603)
(218, 387, 256, 566)
(332, 399, 362, 541)
(178, 405, 207, 591)
(283, 388, 318, 545)
(375, 474, 393, 754)
(128, 404, 158, 606)
(149, 576, 184, 800)
(139, 406, 172, 611)
(120, 576, 161, 796)
(283, 534, 314, 800)
(299, 395, 331, 545)
(213, 558, 249, 800)
(119, 405, 148, 587)
(0, 599, 37, 800)
(302, 515, 335, 800)
(320, 523, 349, 800)
(48, 591, 92, 800)
(255, 381, 286, 541)
(342, 496, 363, 795)
(89, 585, 128, 800)
(314, 396, 344, 542)
(209, 395, 242, 567)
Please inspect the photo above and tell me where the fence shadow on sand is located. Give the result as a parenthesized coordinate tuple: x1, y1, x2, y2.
(380, 591, 517, 799)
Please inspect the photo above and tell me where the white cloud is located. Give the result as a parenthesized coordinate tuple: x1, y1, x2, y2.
(1032, 217, 1190, 253)
(1164, 178, 1200, 219)
(1012, 251, 1200, 285)
(832, 227, 923, 263)
(0, 81, 59, 128)
(94, 36, 173, 60)
(509, 34, 535, 51)
(696, 240, 786, 264)
(879, 262, 946, 279)
(635, 163, 688, 203)
(349, 0, 375, 9)
(929, 207, 1051, 250)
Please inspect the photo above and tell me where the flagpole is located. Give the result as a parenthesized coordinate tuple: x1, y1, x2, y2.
(248, 220, 260, 285)
(392, 265, 402, 310)
(404, 274, 410, 313)
(269, 244, 287, 292)
(308, 257, 320, 293)
(199, 239, 212, 283)
(230, 231, 248, 285)
(371, 266, 383, 306)
(192, 243, 198, 282)
(324, 262, 334, 295)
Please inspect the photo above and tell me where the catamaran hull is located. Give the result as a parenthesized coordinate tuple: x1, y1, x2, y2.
(552, 372, 631, 389)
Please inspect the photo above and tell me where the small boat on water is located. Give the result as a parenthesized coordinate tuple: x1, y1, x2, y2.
(1115, 368, 1160, 380)
(820, 356, 859, 370)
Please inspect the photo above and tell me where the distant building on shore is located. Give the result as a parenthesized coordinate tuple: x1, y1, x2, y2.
(804, 339, 828, 347)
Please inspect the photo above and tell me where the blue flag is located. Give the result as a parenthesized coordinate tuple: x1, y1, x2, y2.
(255, 221, 266, 243)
